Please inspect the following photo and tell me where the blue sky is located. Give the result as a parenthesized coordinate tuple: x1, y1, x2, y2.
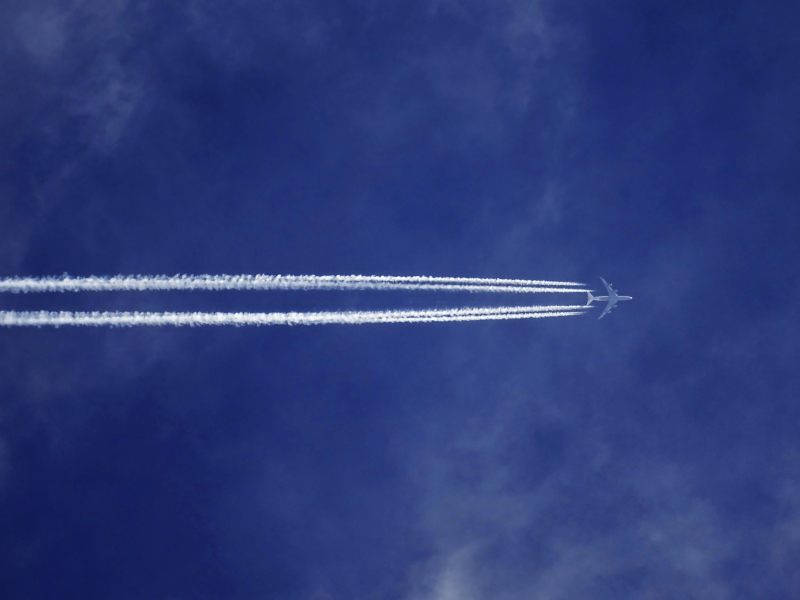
(1, 1, 799, 598)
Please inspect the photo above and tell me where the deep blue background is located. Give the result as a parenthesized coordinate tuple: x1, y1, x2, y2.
(1, 1, 799, 598)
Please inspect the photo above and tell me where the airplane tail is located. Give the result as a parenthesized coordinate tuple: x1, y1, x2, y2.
(585, 291, 597, 306)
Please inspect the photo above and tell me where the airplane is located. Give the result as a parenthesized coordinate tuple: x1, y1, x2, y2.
(585, 277, 632, 319)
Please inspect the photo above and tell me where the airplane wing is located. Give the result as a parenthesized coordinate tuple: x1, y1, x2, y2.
(597, 302, 614, 319)
(600, 277, 615, 295)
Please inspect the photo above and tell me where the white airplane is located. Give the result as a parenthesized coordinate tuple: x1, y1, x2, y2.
(586, 277, 632, 319)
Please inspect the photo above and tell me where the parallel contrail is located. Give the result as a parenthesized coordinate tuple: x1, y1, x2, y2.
(0, 274, 586, 294)
(276, 275, 584, 286)
(0, 305, 588, 327)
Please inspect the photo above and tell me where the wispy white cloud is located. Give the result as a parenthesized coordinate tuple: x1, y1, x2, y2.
(0, 1, 154, 269)
(10, 0, 152, 151)
(404, 448, 735, 599)
(407, 545, 481, 600)
(356, 0, 577, 150)
(12, 7, 68, 66)
(68, 56, 146, 150)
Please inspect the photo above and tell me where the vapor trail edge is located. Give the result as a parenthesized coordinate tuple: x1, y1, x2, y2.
(0, 274, 586, 294)
(0, 306, 589, 327)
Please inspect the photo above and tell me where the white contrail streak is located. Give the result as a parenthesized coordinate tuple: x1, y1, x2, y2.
(0, 274, 586, 294)
(0, 306, 588, 327)
(280, 275, 584, 286)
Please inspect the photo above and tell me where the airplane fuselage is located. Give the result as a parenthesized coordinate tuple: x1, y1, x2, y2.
(606, 295, 632, 302)
(588, 295, 632, 303)
(588, 295, 633, 305)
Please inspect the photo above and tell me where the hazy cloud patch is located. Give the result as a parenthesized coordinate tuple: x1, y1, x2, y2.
(350, 0, 580, 161)
(13, 7, 68, 66)
(68, 57, 146, 150)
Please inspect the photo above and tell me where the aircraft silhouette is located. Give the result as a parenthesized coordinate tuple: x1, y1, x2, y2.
(585, 277, 632, 319)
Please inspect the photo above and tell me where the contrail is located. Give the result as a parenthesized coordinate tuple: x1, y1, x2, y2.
(0, 274, 586, 294)
(0, 305, 588, 327)
(279, 275, 584, 286)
